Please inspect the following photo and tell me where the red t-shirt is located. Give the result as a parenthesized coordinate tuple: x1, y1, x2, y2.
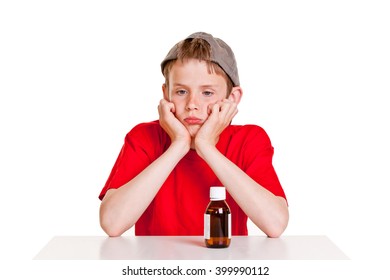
(99, 120, 286, 236)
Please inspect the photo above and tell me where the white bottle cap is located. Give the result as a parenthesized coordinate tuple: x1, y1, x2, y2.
(210, 186, 226, 200)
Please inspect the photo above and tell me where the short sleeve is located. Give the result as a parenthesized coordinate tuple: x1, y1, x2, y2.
(241, 126, 287, 200)
(98, 121, 166, 200)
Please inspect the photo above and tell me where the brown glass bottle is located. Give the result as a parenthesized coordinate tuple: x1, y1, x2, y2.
(204, 187, 231, 248)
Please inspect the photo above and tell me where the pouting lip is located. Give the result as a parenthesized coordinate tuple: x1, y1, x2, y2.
(184, 117, 203, 125)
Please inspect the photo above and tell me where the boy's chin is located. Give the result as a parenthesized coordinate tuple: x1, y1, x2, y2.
(186, 126, 201, 138)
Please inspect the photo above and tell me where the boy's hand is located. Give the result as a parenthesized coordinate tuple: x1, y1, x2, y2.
(195, 99, 238, 149)
(158, 99, 191, 150)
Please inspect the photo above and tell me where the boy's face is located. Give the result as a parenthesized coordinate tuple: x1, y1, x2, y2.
(164, 58, 230, 138)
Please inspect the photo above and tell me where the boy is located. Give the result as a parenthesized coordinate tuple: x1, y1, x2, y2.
(99, 32, 288, 237)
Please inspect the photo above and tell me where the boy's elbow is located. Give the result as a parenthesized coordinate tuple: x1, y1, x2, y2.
(266, 210, 289, 238)
(100, 221, 124, 237)
(99, 206, 129, 237)
(266, 226, 285, 238)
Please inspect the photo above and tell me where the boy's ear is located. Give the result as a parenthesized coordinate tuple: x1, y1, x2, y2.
(228, 86, 243, 104)
(162, 83, 170, 101)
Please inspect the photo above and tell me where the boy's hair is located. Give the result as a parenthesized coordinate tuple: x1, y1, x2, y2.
(161, 32, 239, 96)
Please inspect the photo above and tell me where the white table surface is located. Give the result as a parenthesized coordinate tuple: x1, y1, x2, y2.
(34, 235, 348, 260)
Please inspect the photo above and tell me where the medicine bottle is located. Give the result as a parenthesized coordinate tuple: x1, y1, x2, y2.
(204, 186, 231, 248)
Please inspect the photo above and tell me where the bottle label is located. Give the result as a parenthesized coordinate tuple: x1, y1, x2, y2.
(204, 214, 211, 239)
(228, 213, 231, 238)
(204, 213, 231, 239)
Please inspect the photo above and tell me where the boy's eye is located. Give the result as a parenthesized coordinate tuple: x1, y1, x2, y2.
(176, 90, 187, 96)
(203, 91, 214, 97)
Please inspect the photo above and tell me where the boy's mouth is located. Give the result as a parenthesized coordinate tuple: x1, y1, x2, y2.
(184, 117, 203, 125)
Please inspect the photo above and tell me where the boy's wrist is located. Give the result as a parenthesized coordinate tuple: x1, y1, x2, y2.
(169, 140, 190, 157)
(194, 140, 218, 160)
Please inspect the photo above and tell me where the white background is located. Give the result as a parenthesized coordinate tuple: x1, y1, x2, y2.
(1, 0, 389, 278)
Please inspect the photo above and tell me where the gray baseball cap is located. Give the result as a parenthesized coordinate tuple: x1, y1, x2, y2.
(161, 32, 240, 86)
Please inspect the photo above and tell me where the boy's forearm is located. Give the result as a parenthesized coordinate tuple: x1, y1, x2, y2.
(196, 143, 289, 237)
(100, 141, 189, 236)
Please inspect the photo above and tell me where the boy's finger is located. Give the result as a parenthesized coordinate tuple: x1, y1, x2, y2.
(160, 99, 175, 112)
(207, 103, 218, 115)
(210, 103, 221, 116)
(218, 100, 237, 117)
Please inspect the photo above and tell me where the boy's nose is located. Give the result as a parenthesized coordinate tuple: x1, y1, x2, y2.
(186, 94, 199, 110)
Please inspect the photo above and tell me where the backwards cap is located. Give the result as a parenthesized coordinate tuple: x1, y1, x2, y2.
(161, 32, 240, 86)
